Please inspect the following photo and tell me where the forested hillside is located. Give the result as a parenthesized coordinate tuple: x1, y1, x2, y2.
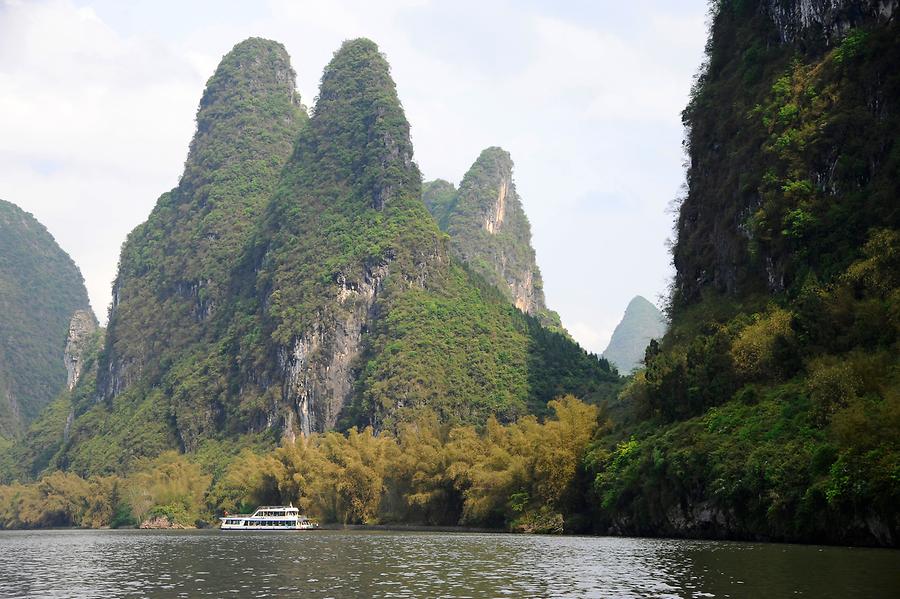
(586, 0, 900, 546)
(2, 38, 618, 482)
(6, 1, 893, 547)
(0, 200, 93, 438)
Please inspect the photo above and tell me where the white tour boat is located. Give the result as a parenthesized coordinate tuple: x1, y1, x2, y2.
(219, 504, 319, 530)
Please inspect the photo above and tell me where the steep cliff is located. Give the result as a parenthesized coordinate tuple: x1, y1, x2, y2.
(602, 296, 667, 374)
(64, 311, 96, 391)
(46, 39, 617, 475)
(423, 148, 563, 329)
(589, 0, 900, 546)
(0, 200, 93, 437)
(98, 37, 307, 402)
(673, 0, 899, 306)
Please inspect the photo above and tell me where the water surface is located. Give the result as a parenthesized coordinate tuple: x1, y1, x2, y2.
(0, 530, 897, 598)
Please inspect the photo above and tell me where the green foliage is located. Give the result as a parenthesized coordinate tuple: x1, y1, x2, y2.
(30, 38, 619, 481)
(0, 200, 92, 435)
(257, 38, 442, 344)
(612, 7, 900, 545)
(422, 148, 564, 330)
(421, 179, 457, 231)
(675, 9, 900, 306)
(98, 36, 306, 408)
(0, 396, 608, 532)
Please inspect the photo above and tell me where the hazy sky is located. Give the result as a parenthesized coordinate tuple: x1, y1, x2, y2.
(0, 0, 708, 354)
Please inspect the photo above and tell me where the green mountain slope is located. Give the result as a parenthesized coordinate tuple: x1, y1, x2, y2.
(588, 0, 900, 546)
(602, 296, 667, 374)
(0, 200, 93, 437)
(32, 38, 618, 477)
(423, 148, 563, 330)
(98, 37, 307, 402)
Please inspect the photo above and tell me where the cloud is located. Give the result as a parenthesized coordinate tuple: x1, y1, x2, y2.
(0, 0, 206, 318)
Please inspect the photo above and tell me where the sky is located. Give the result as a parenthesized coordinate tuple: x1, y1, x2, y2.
(0, 0, 708, 354)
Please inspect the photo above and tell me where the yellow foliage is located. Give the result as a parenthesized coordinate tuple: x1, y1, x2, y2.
(125, 451, 211, 524)
(0, 396, 604, 531)
(731, 308, 793, 379)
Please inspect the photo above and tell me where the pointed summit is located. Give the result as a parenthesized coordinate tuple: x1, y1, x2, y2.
(295, 38, 419, 210)
(257, 38, 445, 434)
(602, 296, 667, 374)
(423, 147, 560, 327)
(48, 38, 618, 471)
(181, 37, 305, 191)
(99, 37, 306, 401)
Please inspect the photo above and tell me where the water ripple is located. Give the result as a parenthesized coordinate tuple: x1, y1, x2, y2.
(0, 530, 897, 598)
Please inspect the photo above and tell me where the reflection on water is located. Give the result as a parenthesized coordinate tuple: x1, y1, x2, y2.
(0, 529, 897, 598)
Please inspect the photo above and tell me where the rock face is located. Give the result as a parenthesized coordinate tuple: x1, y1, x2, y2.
(765, 0, 896, 45)
(423, 148, 561, 327)
(672, 0, 900, 309)
(64, 310, 97, 390)
(247, 38, 446, 436)
(0, 200, 93, 436)
(602, 296, 667, 374)
(98, 37, 307, 402)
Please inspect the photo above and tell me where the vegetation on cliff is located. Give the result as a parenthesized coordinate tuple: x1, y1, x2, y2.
(99, 37, 307, 403)
(586, 0, 900, 546)
(0, 396, 603, 532)
(0, 200, 93, 437)
(423, 148, 564, 331)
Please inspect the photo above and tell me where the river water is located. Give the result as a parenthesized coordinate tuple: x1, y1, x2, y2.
(0, 530, 897, 598)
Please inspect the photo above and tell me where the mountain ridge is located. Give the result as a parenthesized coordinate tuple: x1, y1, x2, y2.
(11, 37, 619, 478)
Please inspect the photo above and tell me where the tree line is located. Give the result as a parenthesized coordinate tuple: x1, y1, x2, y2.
(0, 396, 603, 532)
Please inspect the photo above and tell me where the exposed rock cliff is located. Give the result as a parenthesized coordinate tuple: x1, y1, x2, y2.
(602, 296, 667, 374)
(423, 148, 562, 328)
(673, 0, 899, 307)
(765, 0, 896, 45)
(64, 310, 97, 391)
(0, 200, 93, 436)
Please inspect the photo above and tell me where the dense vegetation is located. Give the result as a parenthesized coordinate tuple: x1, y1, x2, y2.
(0, 200, 93, 437)
(423, 148, 564, 330)
(3, 38, 618, 480)
(586, 1, 900, 546)
(0, 397, 604, 532)
(11, 1, 893, 547)
(602, 295, 667, 374)
(99, 37, 307, 403)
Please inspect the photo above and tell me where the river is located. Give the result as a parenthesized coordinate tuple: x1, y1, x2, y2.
(0, 530, 897, 598)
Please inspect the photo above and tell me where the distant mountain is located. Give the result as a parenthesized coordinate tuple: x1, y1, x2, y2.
(423, 148, 563, 331)
(0, 200, 93, 437)
(602, 296, 667, 373)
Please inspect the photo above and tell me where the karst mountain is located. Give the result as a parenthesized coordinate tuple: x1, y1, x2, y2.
(4, 37, 616, 479)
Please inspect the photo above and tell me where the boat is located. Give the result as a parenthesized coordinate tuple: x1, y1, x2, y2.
(219, 503, 319, 530)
